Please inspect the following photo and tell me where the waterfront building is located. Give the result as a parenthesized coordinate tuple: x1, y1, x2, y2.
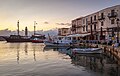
(82, 12, 99, 40)
(71, 5, 120, 42)
(71, 17, 83, 34)
(98, 5, 120, 42)
(58, 28, 70, 36)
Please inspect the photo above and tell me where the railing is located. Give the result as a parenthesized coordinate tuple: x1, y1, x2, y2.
(108, 12, 118, 19)
(98, 15, 105, 20)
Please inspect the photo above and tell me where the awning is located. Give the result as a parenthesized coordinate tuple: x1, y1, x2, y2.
(67, 33, 91, 37)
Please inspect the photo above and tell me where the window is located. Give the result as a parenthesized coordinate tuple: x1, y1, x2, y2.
(101, 13, 104, 17)
(86, 18, 88, 31)
(78, 37, 80, 40)
(111, 10, 115, 14)
(101, 13, 104, 19)
(86, 25, 88, 31)
(94, 24, 96, 30)
(91, 17, 92, 23)
(77, 20, 79, 26)
(83, 26, 85, 31)
(94, 15, 96, 21)
(90, 25, 92, 32)
(83, 19, 85, 24)
(111, 19, 115, 24)
(59, 30, 61, 33)
(101, 22, 104, 26)
(86, 18, 88, 24)
(64, 31, 66, 33)
(67, 37, 71, 40)
(73, 37, 76, 40)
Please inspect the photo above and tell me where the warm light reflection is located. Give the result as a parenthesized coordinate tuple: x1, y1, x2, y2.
(0, 42, 65, 63)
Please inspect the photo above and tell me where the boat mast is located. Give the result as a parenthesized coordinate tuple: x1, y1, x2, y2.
(34, 21, 37, 35)
(25, 27, 28, 36)
(17, 20, 19, 35)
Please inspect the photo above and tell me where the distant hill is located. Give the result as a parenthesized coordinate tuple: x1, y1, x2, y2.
(0, 29, 58, 37)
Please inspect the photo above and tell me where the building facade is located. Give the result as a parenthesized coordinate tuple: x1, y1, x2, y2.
(58, 28, 70, 36)
(71, 17, 83, 34)
(71, 5, 120, 41)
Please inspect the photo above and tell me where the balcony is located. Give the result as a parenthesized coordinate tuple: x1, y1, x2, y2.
(98, 15, 105, 21)
(108, 12, 118, 19)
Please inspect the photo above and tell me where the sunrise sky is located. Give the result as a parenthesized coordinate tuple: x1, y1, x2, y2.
(0, 0, 120, 31)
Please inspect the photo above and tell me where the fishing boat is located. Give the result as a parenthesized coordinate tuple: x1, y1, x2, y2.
(3, 35, 31, 42)
(44, 35, 73, 47)
(44, 33, 92, 47)
(72, 48, 102, 54)
(3, 21, 31, 42)
(44, 41, 71, 47)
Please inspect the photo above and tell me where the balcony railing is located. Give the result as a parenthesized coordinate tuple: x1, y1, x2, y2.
(108, 12, 118, 19)
(98, 15, 105, 20)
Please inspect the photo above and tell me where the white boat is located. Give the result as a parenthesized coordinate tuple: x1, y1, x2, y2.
(72, 48, 102, 54)
(44, 36, 73, 47)
(44, 41, 71, 47)
(44, 33, 91, 47)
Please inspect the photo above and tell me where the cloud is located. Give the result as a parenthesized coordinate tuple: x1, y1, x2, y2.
(44, 22, 49, 24)
(56, 23, 71, 26)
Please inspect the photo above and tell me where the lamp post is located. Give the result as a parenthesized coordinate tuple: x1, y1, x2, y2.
(116, 18, 119, 44)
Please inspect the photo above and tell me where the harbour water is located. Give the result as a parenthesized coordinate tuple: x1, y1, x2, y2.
(0, 41, 120, 76)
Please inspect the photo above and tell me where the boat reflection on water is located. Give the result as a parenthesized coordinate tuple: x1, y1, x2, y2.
(16, 43, 20, 64)
(43, 46, 72, 55)
(15, 43, 44, 63)
(71, 54, 120, 76)
(43, 46, 120, 76)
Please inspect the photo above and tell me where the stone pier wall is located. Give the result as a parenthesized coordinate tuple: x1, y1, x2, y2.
(80, 43, 120, 62)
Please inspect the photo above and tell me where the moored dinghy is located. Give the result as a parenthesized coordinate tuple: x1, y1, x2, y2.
(72, 48, 103, 54)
